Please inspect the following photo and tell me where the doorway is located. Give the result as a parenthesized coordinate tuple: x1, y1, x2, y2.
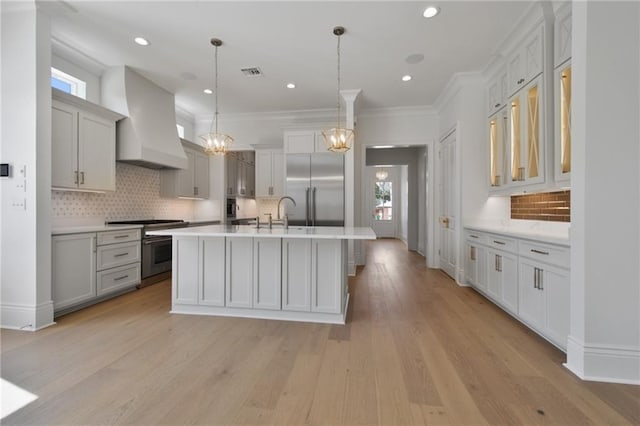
(368, 167, 397, 238)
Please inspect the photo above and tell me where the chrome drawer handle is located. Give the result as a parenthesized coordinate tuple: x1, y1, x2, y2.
(470, 235, 479, 239)
(113, 235, 128, 239)
(113, 275, 129, 281)
(531, 249, 549, 255)
(493, 240, 506, 245)
(114, 252, 129, 257)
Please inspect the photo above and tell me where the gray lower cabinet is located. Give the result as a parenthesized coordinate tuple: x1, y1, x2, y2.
(52, 228, 141, 315)
(52, 233, 97, 311)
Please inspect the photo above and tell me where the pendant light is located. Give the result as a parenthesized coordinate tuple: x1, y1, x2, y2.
(199, 38, 233, 156)
(322, 26, 354, 153)
(376, 169, 389, 181)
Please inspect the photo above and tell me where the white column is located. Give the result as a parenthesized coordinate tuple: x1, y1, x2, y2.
(341, 89, 361, 276)
(0, 2, 53, 330)
(566, 1, 640, 384)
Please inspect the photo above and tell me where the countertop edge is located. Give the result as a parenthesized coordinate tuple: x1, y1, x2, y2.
(147, 225, 377, 240)
(464, 225, 570, 247)
(52, 224, 143, 235)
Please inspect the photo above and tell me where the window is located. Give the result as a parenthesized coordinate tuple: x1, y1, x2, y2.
(374, 181, 393, 221)
(176, 124, 185, 139)
(51, 67, 86, 99)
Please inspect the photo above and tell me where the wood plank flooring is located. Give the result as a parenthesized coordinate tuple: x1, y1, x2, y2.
(2, 239, 639, 425)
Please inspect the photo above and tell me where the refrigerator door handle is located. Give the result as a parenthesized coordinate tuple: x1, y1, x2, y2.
(312, 187, 317, 226)
(305, 187, 310, 226)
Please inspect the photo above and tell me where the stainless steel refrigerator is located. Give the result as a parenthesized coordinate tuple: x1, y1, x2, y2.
(286, 153, 344, 226)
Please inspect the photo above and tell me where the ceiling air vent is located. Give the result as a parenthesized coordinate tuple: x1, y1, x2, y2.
(241, 67, 263, 77)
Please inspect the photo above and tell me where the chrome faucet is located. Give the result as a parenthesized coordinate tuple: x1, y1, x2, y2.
(277, 196, 296, 220)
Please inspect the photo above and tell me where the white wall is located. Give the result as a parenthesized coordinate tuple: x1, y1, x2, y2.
(566, 1, 640, 384)
(399, 165, 409, 243)
(1, 3, 53, 330)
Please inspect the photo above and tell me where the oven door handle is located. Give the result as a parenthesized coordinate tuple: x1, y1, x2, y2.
(143, 237, 172, 245)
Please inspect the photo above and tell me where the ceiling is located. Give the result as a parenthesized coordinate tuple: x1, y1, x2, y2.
(48, 1, 532, 118)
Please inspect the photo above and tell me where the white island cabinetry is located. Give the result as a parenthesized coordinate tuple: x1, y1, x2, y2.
(157, 225, 376, 324)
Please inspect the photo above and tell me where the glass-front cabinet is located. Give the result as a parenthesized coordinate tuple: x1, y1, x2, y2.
(556, 63, 571, 180)
(489, 108, 509, 189)
(508, 75, 544, 187)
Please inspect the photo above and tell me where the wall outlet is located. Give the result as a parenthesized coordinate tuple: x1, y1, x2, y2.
(11, 198, 26, 210)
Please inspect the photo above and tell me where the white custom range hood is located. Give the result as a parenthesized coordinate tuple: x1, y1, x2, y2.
(101, 66, 188, 169)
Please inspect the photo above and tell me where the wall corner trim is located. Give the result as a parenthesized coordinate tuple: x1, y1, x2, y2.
(565, 335, 640, 385)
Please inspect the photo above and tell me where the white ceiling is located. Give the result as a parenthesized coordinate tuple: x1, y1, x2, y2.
(49, 1, 532, 118)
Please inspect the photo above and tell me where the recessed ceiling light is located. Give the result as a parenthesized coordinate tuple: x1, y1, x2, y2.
(287, 83, 296, 89)
(134, 37, 150, 46)
(402, 75, 412, 82)
(423, 6, 440, 18)
(203, 89, 213, 94)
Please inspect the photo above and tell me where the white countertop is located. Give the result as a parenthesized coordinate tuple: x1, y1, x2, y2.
(148, 224, 377, 240)
(465, 224, 570, 246)
(52, 224, 143, 235)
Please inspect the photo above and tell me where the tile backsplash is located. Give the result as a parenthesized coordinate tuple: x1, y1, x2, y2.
(511, 190, 570, 222)
(52, 163, 194, 220)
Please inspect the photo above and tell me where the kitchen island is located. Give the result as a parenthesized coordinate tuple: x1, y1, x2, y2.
(148, 225, 376, 324)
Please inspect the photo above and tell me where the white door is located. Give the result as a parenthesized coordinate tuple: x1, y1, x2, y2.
(438, 130, 457, 279)
(369, 167, 396, 238)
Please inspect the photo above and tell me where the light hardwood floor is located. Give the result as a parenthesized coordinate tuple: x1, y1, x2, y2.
(2, 239, 639, 425)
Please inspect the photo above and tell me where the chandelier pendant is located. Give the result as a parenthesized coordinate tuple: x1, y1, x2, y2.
(322, 26, 354, 153)
(200, 38, 234, 156)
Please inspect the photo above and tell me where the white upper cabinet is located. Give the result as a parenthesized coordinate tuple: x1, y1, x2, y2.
(283, 130, 329, 154)
(554, 3, 572, 68)
(160, 143, 210, 199)
(255, 149, 285, 197)
(487, 67, 508, 116)
(488, 107, 509, 191)
(507, 24, 544, 97)
(52, 90, 122, 192)
(554, 3, 572, 183)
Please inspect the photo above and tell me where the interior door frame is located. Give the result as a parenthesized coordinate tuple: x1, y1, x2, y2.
(367, 166, 399, 238)
(436, 123, 462, 283)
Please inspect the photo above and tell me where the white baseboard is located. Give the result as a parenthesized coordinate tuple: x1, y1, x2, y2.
(565, 335, 640, 384)
(1, 301, 55, 331)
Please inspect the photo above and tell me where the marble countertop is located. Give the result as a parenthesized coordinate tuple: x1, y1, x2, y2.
(464, 224, 570, 246)
(52, 224, 143, 235)
(148, 224, 377, 240)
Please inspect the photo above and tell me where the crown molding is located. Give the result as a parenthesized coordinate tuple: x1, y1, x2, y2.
(358, 105, 436, 119)
(51, 36, 107, 76)
(175, 105, 195, 123)
(433, 72, 484, 112)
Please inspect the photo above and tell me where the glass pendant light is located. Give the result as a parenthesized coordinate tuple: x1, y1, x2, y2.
(322, 26, 354, 153)
(376, 169, 389, 181)
(200, 38, 233, 156)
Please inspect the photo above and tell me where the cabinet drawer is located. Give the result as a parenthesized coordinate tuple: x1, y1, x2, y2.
(519, 240, 569, 269)
(465, 230, 487, 245)
(486, 234, 517, 252)
(97, 229, 141, 245)
(97, 263, 140, 296)
(96, 241, 141, 271)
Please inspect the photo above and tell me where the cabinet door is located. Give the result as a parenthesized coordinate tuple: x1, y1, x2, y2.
(237, 160, 246, 196)
(488, 108, 508, 189)
(193, 151, 210, 199)
(464, 242, 478, 285)
(542, 266, 570, 349)
(52, 101, 79, 189)
(253, 238, 281, 310)
(97, 263, 140, 296)
(518, 260, 545, 329)
(311, 239, 343, 314)
(507, 50, 523, 97)
(554, 5, 572, 67)
(173, 236, 198, 304)
(52, 233, 96, 311)
(284, 130, 315, 154)
(486, 249, 502, 301)
(175, 150, 196, 197)
(555, 62, 572, 182)
(282, 238, 311, 311)
(226, 237, 253, 308)
(78, 111, 116, 191)
(500, 252, 518, 314)
(476, 247, 488, 293)
(271, 151, 285, 197)
(523, 26, 544, 83)
(256, 151, 273, 197)
(247, 163, 255, 197)
(200, 237, 225, 306)
(226, 155, 237, 196)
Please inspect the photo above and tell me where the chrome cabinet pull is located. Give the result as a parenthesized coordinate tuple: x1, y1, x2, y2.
(312, 187, 317, 226)
(470, 235, 479, 239)
(113, 275, 129, 281)
(194, 186, 198, 196)
(538, 269, 543, 290)
(114, 252, 129, 257)
(74, 171, 79, 184)
(470, 246, 476, 261)
(80, 171, 85, 184)
(305, 187, 310, 226)
(533, 268, 538, 289)
(113, 235, 128, 239)
(493, 240, 506, 245)
(531, 249, 549, 255)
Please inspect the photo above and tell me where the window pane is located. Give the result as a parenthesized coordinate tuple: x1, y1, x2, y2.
(374, 181, 392, 221)
(51, 77, 72, 94)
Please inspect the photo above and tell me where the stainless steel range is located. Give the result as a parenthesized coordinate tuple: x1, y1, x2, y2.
(107, 219, 186, 287)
